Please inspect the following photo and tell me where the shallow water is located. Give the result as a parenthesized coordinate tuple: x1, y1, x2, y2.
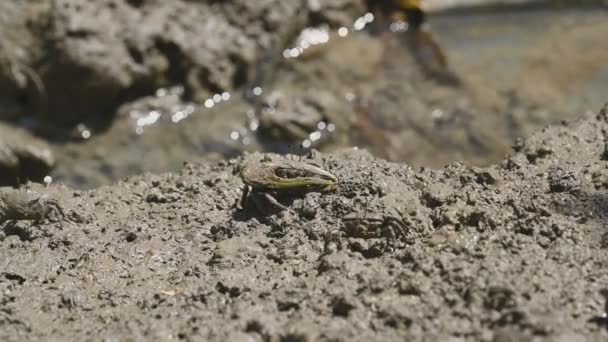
(433, 8, 608, 115)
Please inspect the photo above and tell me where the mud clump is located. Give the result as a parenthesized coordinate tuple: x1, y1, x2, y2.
(0, 106, 607, 340)
(0, 122, 55, 185)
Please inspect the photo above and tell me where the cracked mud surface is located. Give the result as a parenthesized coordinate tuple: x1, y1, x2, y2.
(2, 107, 608, 341)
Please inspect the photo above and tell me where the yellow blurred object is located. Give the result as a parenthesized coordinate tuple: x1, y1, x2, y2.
(366, 0, 460, 86)
(391, 0, 427, 30)
(366, 0, 424, 22)
(391, 11, 407, 21)
(394, 0, 422, 10)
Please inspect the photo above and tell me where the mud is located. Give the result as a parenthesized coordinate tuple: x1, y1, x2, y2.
(40, 5, 608, 189)
(1, 2, 608, 340)
(1, 1, 606, 188)
(0, 0, 362, 127)
(0, 122, 55, 186)
(1, 106, 608, 341)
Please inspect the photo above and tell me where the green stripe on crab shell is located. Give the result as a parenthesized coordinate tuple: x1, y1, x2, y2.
(266, 176, 337, 191)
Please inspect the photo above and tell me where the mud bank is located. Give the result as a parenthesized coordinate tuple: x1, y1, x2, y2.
(1, 106, 607, 341)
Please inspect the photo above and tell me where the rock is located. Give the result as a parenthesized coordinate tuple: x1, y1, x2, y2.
(0, 122, 55, 185)
(0, 0, 364, 126)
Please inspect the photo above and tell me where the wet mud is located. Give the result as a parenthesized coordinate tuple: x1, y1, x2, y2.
(1, 1, 608, 340)
(0, 123, 55, 185)
(2, 106, 608, 341)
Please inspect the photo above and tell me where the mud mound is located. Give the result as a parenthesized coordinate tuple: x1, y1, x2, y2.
(1, 106, 607, 341)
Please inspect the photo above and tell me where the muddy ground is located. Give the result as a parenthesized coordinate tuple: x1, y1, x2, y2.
(1, 106, 608, 341)
(1, 0, 608, 341)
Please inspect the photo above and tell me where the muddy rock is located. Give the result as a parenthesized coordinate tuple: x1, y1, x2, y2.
(0, 0, 366, 126)
(0, 122, 55, 185)
(35, 0, 256, 124)
(0, 106, 607, 340)
(247, 21, 511, 166)
(0, 1, 49, 120)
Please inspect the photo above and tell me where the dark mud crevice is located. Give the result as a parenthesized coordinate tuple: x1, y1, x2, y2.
(126, 43, 144, 65)
(125, 0, 145, 8)
(229, 53, 252, 91)
(12, 157, 52, 184)
(153, 39, 189, 87)
(3, 273, 26, 285)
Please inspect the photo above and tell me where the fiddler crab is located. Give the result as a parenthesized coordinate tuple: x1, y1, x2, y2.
(0, 188, 66, 226)
(342, 210, 408, 246)
(237, 159, 338, 211)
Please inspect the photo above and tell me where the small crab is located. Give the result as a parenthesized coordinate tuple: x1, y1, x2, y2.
(342, 211, 408, 245)
(238, 159, 338, 211)
(0, 189, 66, 226)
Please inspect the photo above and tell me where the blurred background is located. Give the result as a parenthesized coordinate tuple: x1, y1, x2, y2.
(0, 0, 606, 188)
